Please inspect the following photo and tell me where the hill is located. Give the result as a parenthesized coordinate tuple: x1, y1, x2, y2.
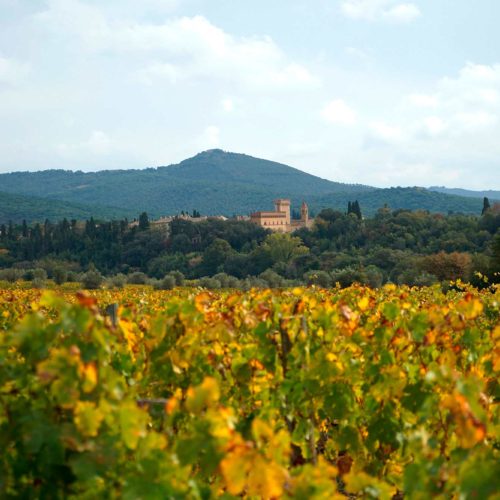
(429, 186, 500, 201)
(0, 191, 136, 224)
(0, 150, 487, 221)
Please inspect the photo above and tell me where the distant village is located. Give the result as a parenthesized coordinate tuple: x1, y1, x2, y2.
(130, 198, 313, 234)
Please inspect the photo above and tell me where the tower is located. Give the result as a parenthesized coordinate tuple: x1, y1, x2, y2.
(274, 199, 291, 225)
(301, 201, 309, 223)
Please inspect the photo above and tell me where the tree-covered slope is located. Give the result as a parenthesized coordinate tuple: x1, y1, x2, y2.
(0, 191, 136, 224)
(0, 149, 487, 219)
(312, 187, 485, 217)
(428, 186, 500, 201)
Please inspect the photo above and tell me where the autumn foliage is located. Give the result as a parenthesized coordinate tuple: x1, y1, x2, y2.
(0, 284, 498, 498)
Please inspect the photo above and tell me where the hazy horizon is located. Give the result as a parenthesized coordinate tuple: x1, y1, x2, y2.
(1, 0, 499, 190)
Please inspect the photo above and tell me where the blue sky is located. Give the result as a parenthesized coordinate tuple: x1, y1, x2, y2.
(0, 0, 499, 189)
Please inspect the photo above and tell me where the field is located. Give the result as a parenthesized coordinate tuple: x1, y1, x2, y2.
(0, 284, 499, 499)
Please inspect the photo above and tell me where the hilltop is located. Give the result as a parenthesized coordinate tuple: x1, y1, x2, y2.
(0, 150, 486, 222)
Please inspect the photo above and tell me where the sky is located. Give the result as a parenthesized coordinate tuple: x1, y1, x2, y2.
(0, 0, 499, 189)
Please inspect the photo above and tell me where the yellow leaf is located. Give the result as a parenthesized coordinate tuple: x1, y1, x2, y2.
(74, 401, 104, 437)
(81, 362, 97, 393)
(247, 455, 287, 499)
(220, 446, 252, 495)
(358, 296, 370, 312)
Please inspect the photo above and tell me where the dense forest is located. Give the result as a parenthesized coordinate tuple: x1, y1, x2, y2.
(0, 150, 494, 223)
(1, 205, 499, 289)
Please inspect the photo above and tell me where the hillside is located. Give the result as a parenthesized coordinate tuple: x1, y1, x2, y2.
(0, 191, 136, 224)
(429, 186, 500, 201)
(313, 187, 484, 217)
(0, 150, 487, 221)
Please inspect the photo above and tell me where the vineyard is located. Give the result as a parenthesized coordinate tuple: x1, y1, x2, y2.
(0, 284, 499, 499)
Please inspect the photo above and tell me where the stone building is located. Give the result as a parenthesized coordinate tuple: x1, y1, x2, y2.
(250, 199, 313, 233)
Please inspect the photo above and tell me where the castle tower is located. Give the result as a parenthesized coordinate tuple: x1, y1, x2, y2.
(274, 199, 291, 225)
(301, 201, 309, 223)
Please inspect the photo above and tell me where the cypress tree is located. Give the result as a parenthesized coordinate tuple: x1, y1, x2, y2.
(138, 212, 150, 231)
(482, 197, 491, 215)
(353, 200, 362, 220)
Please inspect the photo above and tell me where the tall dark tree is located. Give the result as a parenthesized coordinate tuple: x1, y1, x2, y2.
(138, 212, 150, 231)
(7, 221, 14, 240)
(482, 197, 491, 215)
(353, 200, 362, 220)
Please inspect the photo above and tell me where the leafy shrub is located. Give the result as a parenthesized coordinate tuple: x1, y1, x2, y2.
(53, 267, 68, 285)
(212, 273, 240, 288)
(156, 275, 176, 290)
(82, 269, 103, 290)
(107, 274, 127, 289)
(304, 270, 332, 288)
(169, 270, 185, 286)
(197, 277, 222, 289)
(127, 272, 149, 285)
(0, 268, 23, 282)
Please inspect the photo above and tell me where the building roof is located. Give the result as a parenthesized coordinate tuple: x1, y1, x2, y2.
(250, 211, 287, 218)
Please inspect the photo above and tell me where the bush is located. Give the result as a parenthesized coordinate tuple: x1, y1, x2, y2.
(303, 270, 332, 288)
(0, 268, 23, 283)
(240, 277, 268, 290)
(127, 272, 149, 285)
(259, 269, 285, 288)
(213, 272, 240, 288)
(398, 270, 438, 287)
(66, 271, 81, 283)
(364, 265, 384, 288)
(82, 269, 103, 290)
(106, 274, 127, 289)
(33, 268, 48, 281)
(169, 270, 185, 286)
(197, 277, 222, 289)
(53, 267, 68, 285)
(32, 278, 46, 289)
(330, 267, 367, 288)
(156, 275, 176, 290)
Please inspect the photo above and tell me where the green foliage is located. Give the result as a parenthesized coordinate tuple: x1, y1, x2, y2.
(1, 207, 498, 288)
(262, 233, 309, 264)
(81, 267, 103, 289)
(0, 285, 498, 497)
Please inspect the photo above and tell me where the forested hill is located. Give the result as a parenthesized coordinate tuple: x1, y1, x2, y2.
(429, 186, 500, 200)
(0, 191, 136, 224)
(0, 149, 488, 222)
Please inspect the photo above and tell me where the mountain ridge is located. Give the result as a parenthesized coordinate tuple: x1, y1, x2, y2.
(0, 150, 487, 222)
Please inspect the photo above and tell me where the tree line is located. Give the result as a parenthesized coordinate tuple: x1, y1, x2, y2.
(0, 206, 499, 289)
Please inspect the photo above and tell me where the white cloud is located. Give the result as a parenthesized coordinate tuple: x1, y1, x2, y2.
(0, 55, 29, 86)
(38, 2, 320, 91)
(222, 98, 235, 112)
(383, 3, 421, 23)
(356, 61, 500, 187)
(369, 121, 403, 142)
(454, 111, 497, 130)
(394, 62, 500, 141)
(421, 116, 447, 136)
(408, 93, 439, 108)
(200, 125, 220, 149)
(322, 99, 357, 125)
(341, 0, 421, 23)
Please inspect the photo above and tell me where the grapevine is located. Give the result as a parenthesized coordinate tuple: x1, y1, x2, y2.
(0, 283, 498, 498)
